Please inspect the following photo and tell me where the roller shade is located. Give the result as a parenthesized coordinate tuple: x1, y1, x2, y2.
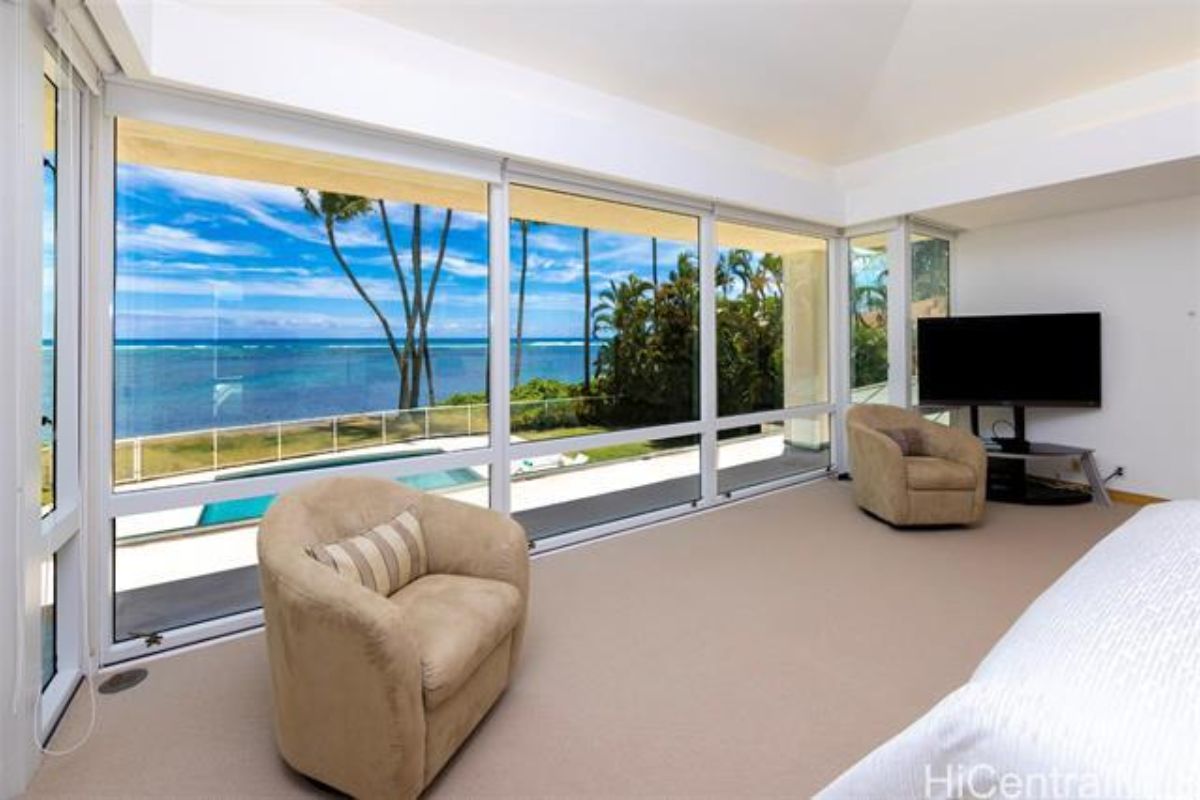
(117, 118, 489, 214)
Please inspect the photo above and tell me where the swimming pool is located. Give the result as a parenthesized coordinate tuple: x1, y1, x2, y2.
(198, 468, 485, 527)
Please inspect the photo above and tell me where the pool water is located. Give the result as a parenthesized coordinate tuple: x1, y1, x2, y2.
(198, 468, 484, 527)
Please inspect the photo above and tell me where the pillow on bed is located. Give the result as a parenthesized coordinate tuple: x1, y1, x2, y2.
(306, 506, 428, 596)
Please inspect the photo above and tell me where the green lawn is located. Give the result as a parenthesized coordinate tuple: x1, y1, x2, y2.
(111, 415, 670, 486)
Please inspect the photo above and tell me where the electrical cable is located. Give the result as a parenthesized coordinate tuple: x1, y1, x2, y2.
(34, 671, 97, 757)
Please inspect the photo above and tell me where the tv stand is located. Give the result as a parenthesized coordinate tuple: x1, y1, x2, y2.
(970, 404, 1031, 453)
(984, 441, 1111, 506)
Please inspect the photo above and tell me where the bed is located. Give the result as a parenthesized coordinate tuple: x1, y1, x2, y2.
(818, 500, 1200, 800)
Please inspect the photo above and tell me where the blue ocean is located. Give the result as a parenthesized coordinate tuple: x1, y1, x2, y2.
(101, 338, 592, 438)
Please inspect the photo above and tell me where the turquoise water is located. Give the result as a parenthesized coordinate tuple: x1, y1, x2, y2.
(105, 338, 596, 439)
(198, 468, 484, 527)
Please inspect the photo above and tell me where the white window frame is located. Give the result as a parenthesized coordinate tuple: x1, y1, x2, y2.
(908, 220, 957, 412)
(90, 82, 842, 664)
(839, 218, 958, 428)
(37, 50, 88, 741)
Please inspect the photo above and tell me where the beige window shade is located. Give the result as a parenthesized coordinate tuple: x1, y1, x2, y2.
(849, 231, 889, 251)
(43, 74, 56, 153)
(117, 118, 487, 213)
(510, 184, 697, 242)
(716, 221, 826, 255)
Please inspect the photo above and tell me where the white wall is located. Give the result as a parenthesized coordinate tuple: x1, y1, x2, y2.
(954, 194, 1200, 499)
(90, 3, 1200, 230)
(839, 61, 1200, 225)
(98, 0, 841, 223)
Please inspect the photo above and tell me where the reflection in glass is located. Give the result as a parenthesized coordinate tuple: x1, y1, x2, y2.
(910, 235, 950, 405)
(41, 556, 57, 690)
(112, 465, 488, 641)
(850, 234, 888, 403)
(511, 436, 700, 540)
(717, 415, 831, 494)
(113, 119, 490, 492)
(41, 75, 58, 516)
(715, 222, 828, 416)
(508, 185, 700, 441)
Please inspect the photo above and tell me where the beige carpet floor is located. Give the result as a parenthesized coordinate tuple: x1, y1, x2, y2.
(29, 480, 1136, 798)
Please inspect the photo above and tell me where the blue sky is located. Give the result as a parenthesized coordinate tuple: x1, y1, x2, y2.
(116, 163, 695, 340)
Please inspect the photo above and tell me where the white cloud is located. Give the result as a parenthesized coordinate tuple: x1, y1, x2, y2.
(523, 227, 583, 256)
(523, 254, 581, 284)
(116, 272, 402, 303)
(115, 221, 267, 258)
(438, 255, 489, 279)
(515, 290, 591, 313)
(120, 258, 314, 278)
(116, 268, 491, 310)
(115, 306, 381, 337)
(121, 164, 470, 251)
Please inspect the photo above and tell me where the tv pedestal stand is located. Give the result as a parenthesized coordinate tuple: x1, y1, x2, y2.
(968, 406, 1111, 507)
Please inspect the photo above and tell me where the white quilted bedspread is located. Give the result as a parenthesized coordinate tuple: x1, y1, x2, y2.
(819, 501, 1200, 800)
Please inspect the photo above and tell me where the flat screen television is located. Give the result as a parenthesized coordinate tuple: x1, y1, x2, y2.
(917, 313, 1102, 409)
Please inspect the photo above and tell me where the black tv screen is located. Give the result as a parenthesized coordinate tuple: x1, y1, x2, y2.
(917, 313, 1101, 408)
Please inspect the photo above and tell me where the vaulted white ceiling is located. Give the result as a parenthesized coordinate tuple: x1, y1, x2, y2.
(338, 0, 1200, 164)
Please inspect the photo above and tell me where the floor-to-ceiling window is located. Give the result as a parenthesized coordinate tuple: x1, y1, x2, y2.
(95, 90, 839, 660)
(110, 119, 492, 643)
(113, 119, 492, 491)
(506, 185, 701, 538)
(849, 233, 888, 404)
(910, 232, 950, 406)
(714, 222, 830, 493)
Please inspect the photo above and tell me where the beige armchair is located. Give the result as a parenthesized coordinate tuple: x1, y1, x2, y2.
(846, 404, 987, 527)
(257, 476, 529, 799)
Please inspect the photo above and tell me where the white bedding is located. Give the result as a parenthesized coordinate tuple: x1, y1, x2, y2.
(818, 501, 1200, 800)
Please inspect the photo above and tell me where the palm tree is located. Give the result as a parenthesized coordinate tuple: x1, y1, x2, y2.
(512, 219, 539, 387)
(407, 205, 426, 405)
(651, 237, 659, 287)
(418, 208, 453, 404)
(852, 281, 887, 327)
(305, 191, 456, 410)
(592, 275, 652, 339)
(592, 274, 652, 395)
(582, 227, 592, 394)
(299, 189, 409, 409)
(377, 199, 417, 407)
(851, 251, 888, 327)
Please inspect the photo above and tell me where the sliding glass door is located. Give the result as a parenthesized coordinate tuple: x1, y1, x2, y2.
(38, 50, 85, 738)
(507, 185, 702, 538)
(714, 221, 831, 493)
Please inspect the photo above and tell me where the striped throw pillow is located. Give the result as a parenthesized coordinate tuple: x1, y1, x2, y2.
(306, 507, 428, 596)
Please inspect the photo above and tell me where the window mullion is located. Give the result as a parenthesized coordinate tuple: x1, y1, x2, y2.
(698, 212, 718, 505)
(886, 219, 912, 407)
(488, 177, 511, 513)
(830, 236, 851, 470)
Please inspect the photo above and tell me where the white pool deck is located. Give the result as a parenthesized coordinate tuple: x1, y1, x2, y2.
(114, 432, 800, 592)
